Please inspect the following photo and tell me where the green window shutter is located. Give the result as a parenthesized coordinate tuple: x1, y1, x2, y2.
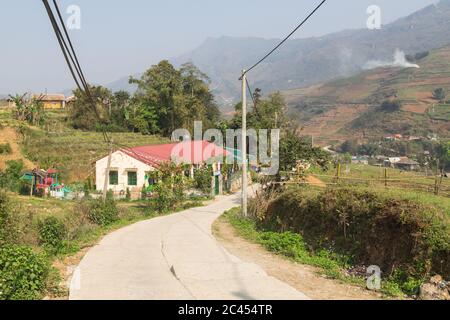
(128, 171, 137, 186)
(109, 171, 119, 185)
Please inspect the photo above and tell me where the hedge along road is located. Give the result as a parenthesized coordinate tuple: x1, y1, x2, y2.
(69, 187, 309, 300)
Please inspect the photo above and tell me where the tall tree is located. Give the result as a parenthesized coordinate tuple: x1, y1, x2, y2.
(70, 85, 112, 131)
(129, 61, 220, 136)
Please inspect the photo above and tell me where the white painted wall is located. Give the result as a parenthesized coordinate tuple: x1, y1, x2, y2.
(95, 150, 155, 195)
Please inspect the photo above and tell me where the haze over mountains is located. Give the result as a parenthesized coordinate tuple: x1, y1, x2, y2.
(107, 0, 450, 111)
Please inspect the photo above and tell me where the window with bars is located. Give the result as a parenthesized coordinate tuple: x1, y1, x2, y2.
(109, 171, 119, 185)
(128, 171, 137, 186)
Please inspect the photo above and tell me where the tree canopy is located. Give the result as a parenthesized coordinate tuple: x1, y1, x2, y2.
(69, 61, 220, 136)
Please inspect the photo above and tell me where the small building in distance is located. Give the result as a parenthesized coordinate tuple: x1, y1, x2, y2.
(351, 156, 369, 165)
(384, 157, 420, 171)
(394, 158, 420, 171)
(34, 94, 66, 109)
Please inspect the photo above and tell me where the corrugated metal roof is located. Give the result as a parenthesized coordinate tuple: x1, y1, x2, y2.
(119, 141, 229, 166)
(33, 94, 66, 101)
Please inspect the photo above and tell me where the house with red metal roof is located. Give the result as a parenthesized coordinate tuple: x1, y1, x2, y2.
(95, 141, 229, 199)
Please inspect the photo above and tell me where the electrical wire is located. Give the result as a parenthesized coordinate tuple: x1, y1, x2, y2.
(241, 0, 327, 78)
(51, 0, 90, 93)
(42, 0, 109, 142)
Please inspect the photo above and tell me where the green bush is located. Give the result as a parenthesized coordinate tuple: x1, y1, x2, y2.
(0, 245, 49, 300)
(194, 166, 212, 194)
(0, 143, 12, 155)
(380, 100, 401, 112)
(85, 199, 119, 226)
(0, 160, 24, 192)
(262, 187, 450, 284)
(38, 217, 67, 253)
(0, 190, 13, 244)
(259, 231, 306, 258)
(154, 182, 176, 212)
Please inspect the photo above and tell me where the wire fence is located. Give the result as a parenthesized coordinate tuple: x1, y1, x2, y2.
(277, 168, 450, 197)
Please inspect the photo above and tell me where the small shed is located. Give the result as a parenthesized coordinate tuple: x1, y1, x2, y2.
(395, 158, 420, 171)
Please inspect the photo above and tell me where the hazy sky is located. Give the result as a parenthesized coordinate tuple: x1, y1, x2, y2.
(0, 0, 439, 94)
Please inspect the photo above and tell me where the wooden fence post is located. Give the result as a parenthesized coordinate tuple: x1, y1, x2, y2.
(336, 163, 341, 184)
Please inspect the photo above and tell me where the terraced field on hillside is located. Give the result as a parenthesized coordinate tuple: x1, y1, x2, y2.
(284, 47, 450, 145)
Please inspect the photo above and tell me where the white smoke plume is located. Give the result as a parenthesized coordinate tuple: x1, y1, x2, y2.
(364, 49, 420, 70)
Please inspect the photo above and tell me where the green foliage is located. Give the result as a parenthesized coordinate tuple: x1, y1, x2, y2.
(380, 100, 402, 112)
(279, 130, 331, 171)
(339, 140, 379, 156)
(230, 91, 291, 131)
(0, 143, 12, 155)
(84, 199, 119, 226)
(432, 88, 446, 101)
(0, 160, 24, 193)
(154, 182, 176, 212)
(9, 94, 46, 126)
(259, 231, 306, 257)
(38, 217, 67, 253)
(223, 208, 346, 280)
(339, 140, 359, 155)
(68, 61, 219, 136)
(388, 268, 424, 296)
(261, 187, 450, 285)
(194, 166, 212, 194)
(153, 162, 188, 212)
(70, 85, 113, 131)
(129, 61, 219, 136)
(0, 190, 11, 244)
(0, 244, 49, 300)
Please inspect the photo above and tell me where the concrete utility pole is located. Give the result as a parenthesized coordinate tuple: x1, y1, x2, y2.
(241, 70, 248, 217)
(102, 139, 114, 201)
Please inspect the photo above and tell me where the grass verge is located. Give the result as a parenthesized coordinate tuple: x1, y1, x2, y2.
(222, 207, 409, 298)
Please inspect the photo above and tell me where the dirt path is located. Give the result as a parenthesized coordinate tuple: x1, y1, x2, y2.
(306, 175, 326, 188)
(213, 217, 384, 300)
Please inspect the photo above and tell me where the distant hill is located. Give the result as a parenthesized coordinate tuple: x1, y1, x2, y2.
(105, 1, 450, 113)
(169, 0, 450, 110)
(282, 46, 450, 146)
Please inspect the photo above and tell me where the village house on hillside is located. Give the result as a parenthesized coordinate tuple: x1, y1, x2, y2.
(351, 156, 369, 165)
(95, 141, 229, 199)
(394, 158, 420, 171)
(33, 93, 66, 109)
(384, 156, 420, 171)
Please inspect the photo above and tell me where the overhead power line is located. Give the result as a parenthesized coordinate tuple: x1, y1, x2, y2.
(51, 0, 90, 92)
(42, 0, 106, 141)
(241, 0, 327, 77)
(42, 0, 83, 91)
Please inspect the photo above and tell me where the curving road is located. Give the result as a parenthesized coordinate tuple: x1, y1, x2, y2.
(69, 189, 309, 300)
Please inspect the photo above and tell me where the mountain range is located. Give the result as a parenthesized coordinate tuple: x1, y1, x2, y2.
(282, 44, 450, 146)
(107, 0, 450, 112)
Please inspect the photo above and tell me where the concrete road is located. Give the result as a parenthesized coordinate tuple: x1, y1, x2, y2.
(69, 189, 309, 300)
